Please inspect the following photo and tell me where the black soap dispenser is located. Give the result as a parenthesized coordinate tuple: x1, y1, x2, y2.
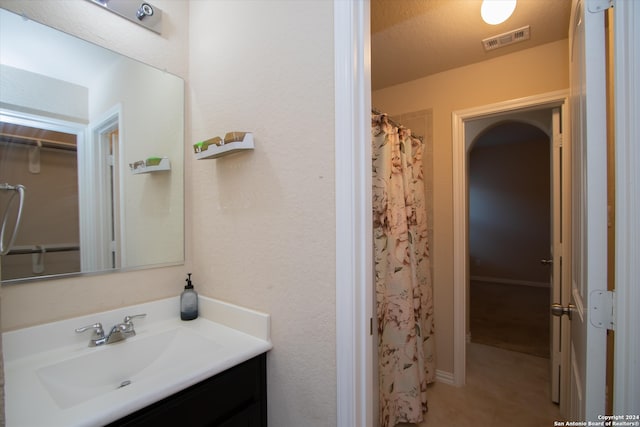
(181, 273, 198, 320)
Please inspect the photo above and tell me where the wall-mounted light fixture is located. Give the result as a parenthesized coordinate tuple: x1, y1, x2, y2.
(85, 0, 162, 34)
(481, 0, 517, 25)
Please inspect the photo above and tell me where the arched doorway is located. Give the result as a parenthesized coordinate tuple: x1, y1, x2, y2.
(468, 121, 551, 358)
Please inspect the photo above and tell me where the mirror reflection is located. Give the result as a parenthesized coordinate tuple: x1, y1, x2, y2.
(0, 8, 184, 283)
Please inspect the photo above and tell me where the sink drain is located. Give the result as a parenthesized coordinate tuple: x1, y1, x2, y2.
(118, 380, 131, 389)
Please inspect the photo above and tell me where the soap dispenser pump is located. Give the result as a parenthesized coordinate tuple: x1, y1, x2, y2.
(181, 273, 198, 320)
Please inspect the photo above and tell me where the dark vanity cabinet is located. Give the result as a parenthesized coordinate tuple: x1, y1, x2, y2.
(108, 353, 267, 427)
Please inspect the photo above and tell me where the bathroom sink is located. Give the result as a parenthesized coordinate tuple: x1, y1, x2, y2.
(4, 296, 272, 427)
(36, 327, 222, 409)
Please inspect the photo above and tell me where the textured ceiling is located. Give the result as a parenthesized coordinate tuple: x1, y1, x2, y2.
(371, 0, 572, 90)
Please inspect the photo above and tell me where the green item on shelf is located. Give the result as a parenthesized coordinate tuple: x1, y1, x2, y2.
(193, 137, 223, 153)
(146, 157, 162, 166)
(193, 142, 205, 153)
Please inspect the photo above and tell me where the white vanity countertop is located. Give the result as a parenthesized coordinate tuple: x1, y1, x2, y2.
(2, 296, 272, 427)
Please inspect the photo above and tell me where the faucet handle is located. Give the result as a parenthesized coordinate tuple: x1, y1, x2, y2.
(75, 323, 104, 336)
(75, 323, 105, 346)
(123, 313, 146, 324)
(120, 314, 146, 338)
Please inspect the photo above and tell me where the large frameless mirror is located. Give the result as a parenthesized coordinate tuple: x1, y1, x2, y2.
(0, 8, 184, 283)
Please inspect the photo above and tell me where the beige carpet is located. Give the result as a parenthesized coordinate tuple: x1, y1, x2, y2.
(470, 281, 550, 358)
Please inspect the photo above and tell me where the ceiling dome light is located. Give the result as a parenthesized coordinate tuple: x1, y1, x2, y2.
(481, 0, 517, 25)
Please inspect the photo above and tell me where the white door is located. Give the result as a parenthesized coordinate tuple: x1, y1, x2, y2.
(567, 0, 608, 420)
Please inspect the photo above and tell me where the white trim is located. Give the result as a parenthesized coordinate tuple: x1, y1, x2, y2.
(451, 112, 467, 387)
(334, 1, 374, 427)
(435, 369, 455, 385)
(613, 0, 640, 415)
(452, 90, 569, 388)
(470, 276, 550, 288)
(83, 105, 123, 272)
(0, 109, 85, 134)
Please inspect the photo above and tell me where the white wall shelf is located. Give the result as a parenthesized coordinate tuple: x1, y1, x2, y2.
(194, 133, 254, 160)
(130, 157, 171, 174)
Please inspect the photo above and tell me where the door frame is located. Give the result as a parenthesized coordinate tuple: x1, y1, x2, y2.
(334, 1, 374, 426)
(79, 105, 123, 272)
(465, 106, 564, 402)
(451, 91, 571, 407)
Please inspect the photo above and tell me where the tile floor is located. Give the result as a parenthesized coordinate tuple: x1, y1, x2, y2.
(398, 343, 562, 427)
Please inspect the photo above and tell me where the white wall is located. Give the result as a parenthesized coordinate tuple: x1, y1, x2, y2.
(90, 57, 184, 268)
(469, 136, 551, 285)
(188, 2, 336, 425)
(0, 64, 88, 122)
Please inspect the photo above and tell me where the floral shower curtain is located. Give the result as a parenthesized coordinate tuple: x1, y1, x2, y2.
(372, 114, 435, 427)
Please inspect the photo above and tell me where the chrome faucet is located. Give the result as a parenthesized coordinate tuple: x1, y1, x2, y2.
(75, 314, 146, 347)
(106, 314, 147, 344)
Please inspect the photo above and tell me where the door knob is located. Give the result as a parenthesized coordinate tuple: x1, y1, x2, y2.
(551, 303, 575, 319)
(540, 258, 553, 265)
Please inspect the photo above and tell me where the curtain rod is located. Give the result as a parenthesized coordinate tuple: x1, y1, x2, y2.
(0, 133, 77, 152)
(371, 108, 424, 141)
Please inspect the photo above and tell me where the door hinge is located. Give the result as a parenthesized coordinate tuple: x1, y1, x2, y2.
(369, 317, 373, 336)
(589, 290, 615, 330)
(588, 0, 613, 13)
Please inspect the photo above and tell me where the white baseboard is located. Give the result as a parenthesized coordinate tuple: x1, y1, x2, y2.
(435, 369, 455, 385)
(470, 275, 549, 288)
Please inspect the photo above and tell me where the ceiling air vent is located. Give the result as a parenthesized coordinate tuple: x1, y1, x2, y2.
(482, 25, 530, 51)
